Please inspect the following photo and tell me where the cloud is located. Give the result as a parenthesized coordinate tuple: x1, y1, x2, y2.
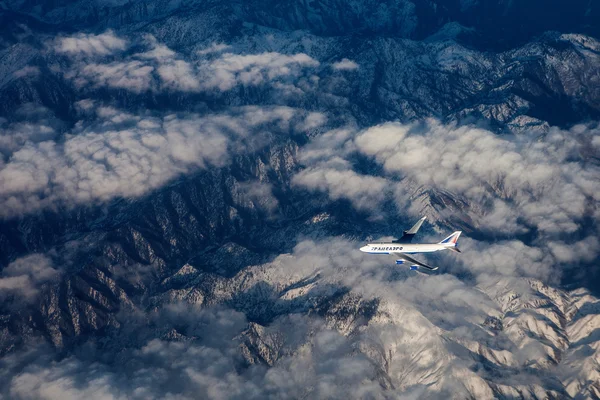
(355, 120, 600, 235)
(293, 120, 600, 237)
(57, 33, 319, 94)
(53, 30, 128, 57)
(199, 52, 319, 91)
(156, 59, 201, 92)
(293, 165, 389, 210)
(0, 122, 57, 159)
(0, 235, 596, 399)
(291, 127, 392, 210)
(0, 254, 59, 303)
(233, 181, 279, 215)
(69, 60, 155, 93)
(0, 305, 399, 399)
(6, 28, 597, 400)
(294, 112, 328, 131)
(291, 120, 600, 282)
(12, 66, 40, 79)
(137, 35, 177, 61)
(1, 307, 249, 400)
(197, 43, 231, 55)
(455, 238, 558, 282)
(0, 104, 63, 164)
(331, 58, 359, 71)
(0, 105, 322, 218)
(218, 236, 577, 395)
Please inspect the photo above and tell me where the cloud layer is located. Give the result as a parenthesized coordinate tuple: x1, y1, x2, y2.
(0, 254, 59, 303)
(53, 30, 128, 57)
(56, 33, 320, 94)
(0, 305, 403, 400)
(292, 120, 600, 281)
(331, 58, 359, 71)
(3, 233, 590, 399)
(353, 121, 600, 235)
(1, 26, 598, 400)
(0, 104, 324, 218)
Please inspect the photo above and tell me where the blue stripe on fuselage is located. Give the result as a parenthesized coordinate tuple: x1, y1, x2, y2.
(367, 252, 419, 254)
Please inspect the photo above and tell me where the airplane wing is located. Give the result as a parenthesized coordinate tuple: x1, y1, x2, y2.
(392, 252, 438, 271)
(393, 216, 426, 244)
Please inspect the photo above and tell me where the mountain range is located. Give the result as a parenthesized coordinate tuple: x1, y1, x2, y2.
(0, 0, 599, 398)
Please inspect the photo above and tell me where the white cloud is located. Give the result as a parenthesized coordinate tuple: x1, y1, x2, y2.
(197, 43, 231, 55)
(156, 60, 201, 92)
(292, 127, 394, 209)
(0, 254, 59, 303)
(234, 181, 279, 214)
(0, 306, 401, 399)
(355, 120, 600, 235)
(293, 166, 389, 210)
(0, 121, 57, 158)
(291, 120, 600, 282)
(57, 33, 319, 94)
(12, 66, 41, 79)
(294, 112, 327, 131)
(0, 106, 319, 218)
(53, 30, 128, 57)
(70, 61, 155, 93)
(331, 58, 359, 71)
(137, 35, 177, 61)
(0, 235, 595, 398)
(455, 238, 557, 282)
(198, 52, 319, 91)
(294, 120, 600, 239)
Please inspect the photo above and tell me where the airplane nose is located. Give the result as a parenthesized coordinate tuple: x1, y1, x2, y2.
(360, 245, 368, 252)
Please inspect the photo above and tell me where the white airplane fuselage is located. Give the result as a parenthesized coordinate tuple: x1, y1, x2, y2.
(359, 217, 461, 271)
(359, 243, 452, 254)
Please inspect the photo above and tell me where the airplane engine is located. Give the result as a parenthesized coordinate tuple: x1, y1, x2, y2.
(409, 265, 419, 270)
(395, 260, 405, 265)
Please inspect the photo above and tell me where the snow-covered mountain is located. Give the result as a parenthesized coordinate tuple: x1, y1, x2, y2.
(0, 1, 599, 399)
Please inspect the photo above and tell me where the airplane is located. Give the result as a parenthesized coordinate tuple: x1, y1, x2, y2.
(359, 216, 461, 271)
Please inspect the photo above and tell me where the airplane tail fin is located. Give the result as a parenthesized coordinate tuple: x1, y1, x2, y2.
(439, 231, 462, 247)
